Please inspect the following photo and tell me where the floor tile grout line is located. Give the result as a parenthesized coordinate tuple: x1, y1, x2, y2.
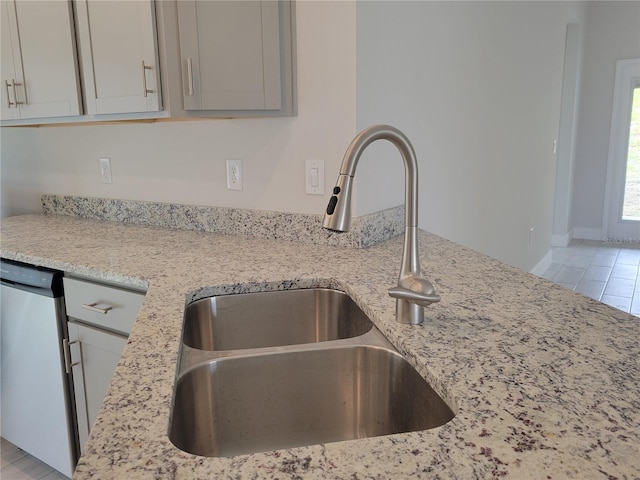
(1, 437, 65, 480)
(545, 241, 640, 315)
(596, 252, 616, 301)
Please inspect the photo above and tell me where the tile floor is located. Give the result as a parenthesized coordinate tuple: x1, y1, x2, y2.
(1, 438, 69, 480)
(540, 239, 640, 316)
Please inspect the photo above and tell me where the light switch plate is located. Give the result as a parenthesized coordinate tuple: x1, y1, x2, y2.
(305, 159, 324, 195)
(99, 157, 112, 184)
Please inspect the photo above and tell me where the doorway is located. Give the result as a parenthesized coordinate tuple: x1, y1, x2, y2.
(604, 58, 640, 242)
(622, 87, 639, 221)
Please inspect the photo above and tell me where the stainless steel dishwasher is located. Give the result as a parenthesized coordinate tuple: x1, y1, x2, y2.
(0, 259, 78, 478)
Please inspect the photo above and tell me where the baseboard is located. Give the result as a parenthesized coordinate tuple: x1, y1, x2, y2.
(551, 231, 572, 247)
(572, 227, 604, 241)
(530, 250, 553, 276)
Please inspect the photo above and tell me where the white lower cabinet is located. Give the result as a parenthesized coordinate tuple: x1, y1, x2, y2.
(63, 276, 145, 452)
(67, 322, 128, 451)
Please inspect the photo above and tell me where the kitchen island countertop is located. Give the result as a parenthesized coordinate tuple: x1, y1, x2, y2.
(1, 213, 638, 479)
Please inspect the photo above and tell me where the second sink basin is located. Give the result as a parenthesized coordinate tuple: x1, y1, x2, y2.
(183, 288, 373, 351)
(169, 345, 454, 457)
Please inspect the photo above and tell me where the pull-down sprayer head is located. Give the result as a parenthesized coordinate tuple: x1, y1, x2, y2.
(322, 174, 353, 232)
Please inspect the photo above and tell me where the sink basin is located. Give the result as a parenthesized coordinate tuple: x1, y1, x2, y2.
(168, 345, 454, 457)
(183, 288, 373, 351)
(170, 288, 454, 457)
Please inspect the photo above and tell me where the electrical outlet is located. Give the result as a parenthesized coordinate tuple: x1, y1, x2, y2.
(99, 157, 112, 184)
(226, 159, 242, 190)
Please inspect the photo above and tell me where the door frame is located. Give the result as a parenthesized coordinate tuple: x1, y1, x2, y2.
(603, 57, 640, 241)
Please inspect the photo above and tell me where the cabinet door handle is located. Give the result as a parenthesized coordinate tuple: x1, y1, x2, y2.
(63, 339, 80, 374)
(5, 79, 23, 107)
(4, 80, 14, 107)
(141, 61, 152, 97)
(81, 302, 113, 314)
(11, 79, 23, 105)
(186, 57, 194, 96)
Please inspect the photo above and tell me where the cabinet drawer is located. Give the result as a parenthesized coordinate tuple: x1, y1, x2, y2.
(63, 277, 145, 335)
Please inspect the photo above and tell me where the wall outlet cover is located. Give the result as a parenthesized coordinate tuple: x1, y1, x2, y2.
(226, 159, 243, 190)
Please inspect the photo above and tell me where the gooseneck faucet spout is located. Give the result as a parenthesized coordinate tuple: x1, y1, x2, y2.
(323, 125, 440, 325)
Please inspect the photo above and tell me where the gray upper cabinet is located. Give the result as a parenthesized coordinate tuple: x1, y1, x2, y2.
(1, 0, 82, 121)
(75, 0, 162, 115)
(1, 0, 295, 125)
(176, 0, 295, 115)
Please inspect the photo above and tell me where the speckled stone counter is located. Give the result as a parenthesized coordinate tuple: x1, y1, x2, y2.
(1, 214, 639, 479)
(41, 194, 405, 249)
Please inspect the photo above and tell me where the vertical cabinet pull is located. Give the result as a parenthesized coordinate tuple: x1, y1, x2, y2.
(63, 339, 80, 374)
(11, 79, 23, 105)
(141, 61, 152, 97)
(4, 79, 23, 107)
(12, 80, 19, 105)
(186, 57, 194, 96)
(4, 80, 14, 107)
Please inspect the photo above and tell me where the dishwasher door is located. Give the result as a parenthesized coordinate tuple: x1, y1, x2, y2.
(1, 281, 77, 477)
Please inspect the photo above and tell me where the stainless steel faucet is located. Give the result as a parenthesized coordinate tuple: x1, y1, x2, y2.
(323, 125, 440, 325)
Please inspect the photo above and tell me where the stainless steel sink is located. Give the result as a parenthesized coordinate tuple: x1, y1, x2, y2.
(169, 288, 454, 457)
(183, 288, 373, 351)
(168, 345, 454, 457)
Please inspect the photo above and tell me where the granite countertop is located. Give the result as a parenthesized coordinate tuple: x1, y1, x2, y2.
(1, 214, 639, 479)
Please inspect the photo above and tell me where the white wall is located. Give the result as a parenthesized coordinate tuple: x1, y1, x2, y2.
(552, 22, 584, 247)
(0, 1, 357, 217)
(355, 1, 579, 271)
(571, 1, 640, 239)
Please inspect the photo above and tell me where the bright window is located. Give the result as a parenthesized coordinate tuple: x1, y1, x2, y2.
(622, 87, 640, 220)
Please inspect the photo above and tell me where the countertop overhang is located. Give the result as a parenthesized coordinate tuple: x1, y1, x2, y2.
(1, 214, 638, 479)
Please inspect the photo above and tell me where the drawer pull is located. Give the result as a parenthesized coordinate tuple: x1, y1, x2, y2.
(81, 302, 113, 314)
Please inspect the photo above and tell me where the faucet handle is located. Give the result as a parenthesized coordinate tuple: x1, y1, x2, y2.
(388, 284, 440, 308)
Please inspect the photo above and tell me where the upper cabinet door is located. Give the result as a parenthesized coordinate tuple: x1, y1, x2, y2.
(178, 0, 283, 111)
(1, 1, 21, 121)
(75, 0, 162, 115)
(0, 0, 82, 120)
